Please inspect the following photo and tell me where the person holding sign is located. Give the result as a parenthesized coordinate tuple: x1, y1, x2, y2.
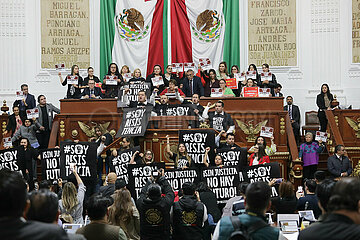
(3, 106, 26, 137)
(248, 64, 261, 83)
(203, 147, 223, 168)
(146, 64, 168, 93)
(102, 63, 124, 98)
(165, 65, 180, 83)
(240, 78, 257, 97)
(130, 150, 155, 165)
(202, 69, 220, 97)
(12, 118, 41, 148)
(13, 84, 36, 115)
(124, 89, 156, 108)
(316, 83, 334, 132)
(219, 79, 235, 97)
(58, 64, 84, 99)
(120, 65, 130, 77)
(249, 136, 277, 156)
(202, 101, 235, 134)
(248, 145, 270, 166)
(81, 79, 104, 99)
(166, 135, 193, 169)
(59, 165, 86, 224)
(229, 65, 243, 97)
(258, 63, 278, 94)
(160, 79, 186, 97)
(216, 62, 229, 80)
(299, 132, 325, 179)
(83, 67, 100, 85)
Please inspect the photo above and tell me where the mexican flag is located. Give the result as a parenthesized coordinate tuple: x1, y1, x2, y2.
(100, 0, 239, 78)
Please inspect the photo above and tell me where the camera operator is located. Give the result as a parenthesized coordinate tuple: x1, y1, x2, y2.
(136, 169, 175, 240)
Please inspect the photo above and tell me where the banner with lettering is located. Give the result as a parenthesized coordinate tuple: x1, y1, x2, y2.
(109, 146, 141, 183)
(116, 106, 152, 138)
(164, 168, 200, 192)
(59, 141, 97, 180)
(216, 148, 243, 167)
(0, 148, 21, 173)
(40, 148, 61, 180)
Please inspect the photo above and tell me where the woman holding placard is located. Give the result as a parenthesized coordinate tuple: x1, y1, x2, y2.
(247, 64, 261, 84)
(58, 64, 84, 99)
(11, 118, 40, 148)
(166, 135, 193, 169)
(248, 136, 277, 156)
(129, 150, 155, 165)
(203, 147, 223, 168)
(129, 68, 146, 82)
(219, 79, 235, 97)
(316, 83, 334, 132)
(146, 65, 168, 93)
(59, 165, 86, 224)
(229, 65, 242, 97)
(164, 65, 180, 84)
(299, 132, 325, 179)
(240, 78, 257, 97)
(216, 62, 229, 80)
(102, 63, 124, 98)
(202, 69, 220, 97)
(248, 144, 270, 166)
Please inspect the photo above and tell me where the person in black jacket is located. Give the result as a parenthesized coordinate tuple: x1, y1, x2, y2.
(81, 79, 104, 99)
(316, 83, 334, 132)
(83, 67, 100, 85)
(137, 170, 175, 240)
(58, 65, 84, 99)
(258, 63, 278, 95)
(248, 64, 261, 84)
(272, 83, 283, 97)
(102, 63, 124, 98)
(284, 96, 300, 145)
(202, 101, 235, 133)
(327, 144, 352, 178)
(146, 64, 168, 93)
(181, 69, 205, 97)
(4, 106, 26, 137)
(13, 84, 36, 115)
(172, 181, 207, 240)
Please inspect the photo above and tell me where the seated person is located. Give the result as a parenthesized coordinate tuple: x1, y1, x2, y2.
(166, 135, 193, 169)
(153, 92, 182, 116)
(219, 79, 235, 97)
(81, 79, 104, 99)
(124, 89, 156, 108)
(202, 100, 235, 133)
(240, 78, 256, 97)
(248, 136, 277, 156)
(296, 179, 321, 219)
(271, 181, 297, 214)
(160, 79, 185, 97)
(180, 69, 204, 97)
(272, 83, 283, 97)
(248, 144, 270, 166)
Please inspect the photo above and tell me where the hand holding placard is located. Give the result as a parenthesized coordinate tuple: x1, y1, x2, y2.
(260, 126, 274, 138)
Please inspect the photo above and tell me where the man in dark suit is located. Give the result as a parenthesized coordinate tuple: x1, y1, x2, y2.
(99, 172, 117, 199)
(124, 89, 155, 108)
(272, 83, 283, 97)
(36, 95, 60, 149)
(81, 79, 104, 99)
(0, 169, 69, 240)
(181, 69, 204, 97)
(4, 106, 26, 137)
(327, 145, 353, 178)
(284, 96, 300, 144)
(13, 84, 36, 115)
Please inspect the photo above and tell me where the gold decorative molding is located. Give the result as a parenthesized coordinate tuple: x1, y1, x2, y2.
(2, 121, 7, 133)
(334, 116, 339, 126)
(273, 151, 290, 156)
(152, 133, 159, 142)
(345, 117, 360, 138)
(59, 120, 65, 138)
(280, 118, 285, 135)
(71, 129, 78, 138)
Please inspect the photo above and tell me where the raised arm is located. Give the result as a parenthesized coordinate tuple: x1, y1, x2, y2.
(166, 135, 173, 158)
(203, 147, 210, 167)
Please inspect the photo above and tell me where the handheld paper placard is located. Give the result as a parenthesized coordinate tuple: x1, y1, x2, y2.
(226, 78, 238, 89)
(66, 75, 79, 85)
(15, 91, 25, 101)
(26, 108, 39, 119)
(3, 137, 12, 148)
(151, 76, 164, 86)
(55, 63, 65, 70)
(211, 88, 223, 97)
(260, 126, 274, 138)
(258, 88, 271, 97)
(104, 75, 118, 85)
(184, 62, 196, 72)
(172, 63, 184, 73)
(315, 131, 328, 142)
(243, 87, 259, 97)
(123, 73, 132, 82)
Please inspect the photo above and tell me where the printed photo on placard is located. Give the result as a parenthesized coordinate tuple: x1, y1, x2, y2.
(260, 126, 274, 138)
(104, 75, 118, 85)
(246, 71, 257, 79)
(151, 76, 164, 86)
(67, 75, 79, 85)
(116, 106, 153, 138)
(123, 73, 132, 82)
(0, 148, 21, 174)
(315, 131, 328, 142)
(55, 63, 65, 70)
(184, 62, 196, 72)
(211, 88, 223, 97)
(16, 91, 24, 101)
(260, 72, 272, 81)
(26, 108, 39, 119)
(199, 58, 212, 70)
(216, 148, 243, 167)
(3, 137, 12, 148)
(164, 105, 192, 116)
(172, 63, 184, 73)
(258, 88, 271, 97)
(40, 148, 61, 180)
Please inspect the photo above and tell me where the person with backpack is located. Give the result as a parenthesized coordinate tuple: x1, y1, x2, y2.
(212, 181, 284, 240)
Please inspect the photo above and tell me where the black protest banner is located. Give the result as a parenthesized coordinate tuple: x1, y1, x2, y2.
(216, 148, 242, 167)
(0, 148, 21, 173)
(40, 148, 60, 180)
(165, 104, 191, 116)
(201, 166, 240, 203)
(243, 162, 281, 197)
(109, 146, 140, 184)
(127, 163, 165, 199)
(60, 142, 97, 180)
(117, 106, 152, 138)
(127, 81, 151, 102)
(179, 129, 216, 165)
(164, 168, 200, 192)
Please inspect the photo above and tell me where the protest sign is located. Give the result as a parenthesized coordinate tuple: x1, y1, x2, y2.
(123, 73, 132, 82)
(66, 75, 78, 85)
(109, 146, 140, 184)
(211, 88, 223, 97)
(260, 126, 274, 138)
(125, 81, 151, 102)
(179, 129, 215, 165)
(216, 148, 243, 167)
(16, 91, 24, 101)
(243, 87, 259, 97)
(0, 148, 20, 173)
(55, 63, 65, 70)
(59, 142, 97, 180)
(246, 71, 257, 79)
(164, 104, 191, 116)
(261, 72, 273, 81)
(3, 137, 12, 148)
(315, 131, 328, 142)
(226, 78, 238, 89)
(40, 148, 61, 180)
(127, 163, 165, 199)
(104, 75, 118, 85)
(202, 166, 240, 203)
(243, 162, 281, 197)
(199, 58, 212, 70)
(234, 73, 246, 82)
(258, 88, 271, 97)
(164, 168, 200, 192)
(116, 106, 152, 138)
(184, 62, 196, 72)
(151, 76, 164, 86)
(172, 63, 184, 73)
(26, 108, 39, 119)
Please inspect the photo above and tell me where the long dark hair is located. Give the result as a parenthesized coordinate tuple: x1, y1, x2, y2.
(107, 63, 120, 76)
(256, 144, 267, 159)
(320, 83, 332, 99)
(208, 69, 217, 80)
(255, 136, 267, 147)
(71, 65, 80, 76)
(152, 64, 163, 75)
(231, 65, 239, 73)
(248, 64, 258, 72)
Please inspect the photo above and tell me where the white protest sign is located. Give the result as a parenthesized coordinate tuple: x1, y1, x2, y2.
(211, 88, 223, 97)
(234, 73, 246, 82)
(258, 88, 271, 97)
(246, 71, 257, 80)
(55, 63, 65, 70)
(260, 126, 274, 138)
(104, 75, 118, 85)
(260, 72, 273, 81)
(26, 108, 39, 119)
(66, 75, 78, 85)
(151, 76, 164, 86)
(123, 73, 132, 82)
(315, 131, 328, 142)
(184, 62, 196, 72)
(3, 137, 12, 148)
(15, 91, 25, 101)
(172, 63, 184, 73)
(199, 58, 212, 70)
